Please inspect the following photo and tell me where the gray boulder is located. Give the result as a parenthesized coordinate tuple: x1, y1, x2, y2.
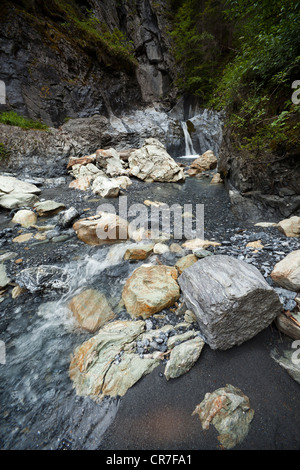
(178, 255, 282, 350)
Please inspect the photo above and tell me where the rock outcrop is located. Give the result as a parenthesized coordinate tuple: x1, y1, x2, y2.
(178, 255, 282, 350)
(128, 138, 185, 183)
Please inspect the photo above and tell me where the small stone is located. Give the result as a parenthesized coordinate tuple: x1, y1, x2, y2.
(12, 233, 33, 243)
(12, 210, 37, 228)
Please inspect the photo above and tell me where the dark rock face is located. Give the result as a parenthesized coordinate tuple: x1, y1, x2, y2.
(218, 126, 300, 221)
(0, 0, 176, 127)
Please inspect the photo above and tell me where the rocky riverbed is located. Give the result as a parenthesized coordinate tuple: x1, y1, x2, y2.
(0, 147, 300, 450)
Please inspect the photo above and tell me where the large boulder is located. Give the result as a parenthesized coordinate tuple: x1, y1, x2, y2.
(271, 250, 300, 291)
(178, 255, 282, 350)
(73, 212, 129, 246)
(122, 265, 180, 319)
(91, 175, 120, 198)
(68, 289, 115, 333)
(187, 150, 217, 177)
(277, 216, 300, 237)
(128, 138, 185, 183)
(69, 320, 160, 400)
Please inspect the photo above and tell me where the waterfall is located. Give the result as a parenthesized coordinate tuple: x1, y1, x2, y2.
(181, 121, 197, 156)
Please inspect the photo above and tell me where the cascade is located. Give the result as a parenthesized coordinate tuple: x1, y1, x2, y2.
(181, 121, 197, 156)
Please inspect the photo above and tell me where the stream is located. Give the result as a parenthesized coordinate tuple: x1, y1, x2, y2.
(0, 151, 300, 450)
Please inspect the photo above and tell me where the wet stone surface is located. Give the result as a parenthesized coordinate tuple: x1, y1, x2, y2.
(0, 165, 300, 450)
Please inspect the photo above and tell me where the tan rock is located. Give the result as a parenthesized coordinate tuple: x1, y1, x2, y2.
(122, 265, 180, 319)
(175, 254, 198, 274)
(12, 233, 33, 243)
(67, 155, 96, 169)
(73, 212, 129, 246)
(271, 250, 300, 291)
(277, 216, 300, 237)
(12, 285, 26, 299)
(69, 176, 92, 191)
(210, 173, 223, 184)
(124, 244, 154, 261)
(246, 240, 264, 250)
(68, 289, 115, 332)
(153, 243, 169, 254)
(182, 238, 221, 251)
(12, 209, 37, 228)
(189, 150, 217, 176)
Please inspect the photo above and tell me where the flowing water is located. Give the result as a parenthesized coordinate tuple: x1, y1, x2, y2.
(0, 147, 300, 450)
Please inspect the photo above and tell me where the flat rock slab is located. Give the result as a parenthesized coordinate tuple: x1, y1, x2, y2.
(69, 320, 160, 400)
(178, 255, 282, 350)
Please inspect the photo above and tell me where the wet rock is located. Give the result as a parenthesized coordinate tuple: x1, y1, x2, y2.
(178, 255, 282, 350)
(11, 285, 26, 299)
(271, 347, 300, 384)
(122, 265, 180, 319)
(68, 289, 115, 333)
(69, 320, 160, 400)
(124, 244, 154, 261)
(128, 138, 185, 183)
(73, 213, 129, 246)
(192, 384, 254, 449)
(0, 264, 10, 288)
(277, 216, 300, 237)
(11, 209, 37, 228)
(175, 254, 198, 274)
(187, 150, 217, 177)
(164, 336, 204, 380)
(153, 243, 169, 254)
(193, 248, 213, 259)
(34, 200, 66, 217)
(16, 265, 71, 293)
(56, 207, 80, 229)
(271, 250, 300, 291)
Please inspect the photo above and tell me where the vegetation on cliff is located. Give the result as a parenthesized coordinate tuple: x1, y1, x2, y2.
(1, 0, 138, 72)
(169, 0, 300, 160)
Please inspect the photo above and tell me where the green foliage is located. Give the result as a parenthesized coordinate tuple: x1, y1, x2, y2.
(8, 0, 138, 71)
(209, 0, 300, 158)
(0, 142, 11, 160)
(169, 0, 231, 100)
(0, 111, 48, 130)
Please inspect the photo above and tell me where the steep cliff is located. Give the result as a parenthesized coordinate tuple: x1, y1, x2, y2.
(0, 0, 177, 127)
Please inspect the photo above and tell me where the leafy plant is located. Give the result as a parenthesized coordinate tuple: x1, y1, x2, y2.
(0, 111, 48, 130)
